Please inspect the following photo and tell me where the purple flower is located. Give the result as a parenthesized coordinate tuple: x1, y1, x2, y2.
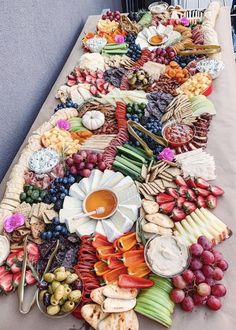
(56, 119, 71, 130)
(4, 213, 25, 233)
(115, 35, 125, 43)
(180, 17, 190, 27)
(158, 148, 175, 161)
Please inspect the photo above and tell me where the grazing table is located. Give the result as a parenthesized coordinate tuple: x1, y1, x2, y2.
(1, 6, 236, 330)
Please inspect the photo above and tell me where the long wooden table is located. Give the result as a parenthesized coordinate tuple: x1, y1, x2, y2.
(1, 7, 236, 330)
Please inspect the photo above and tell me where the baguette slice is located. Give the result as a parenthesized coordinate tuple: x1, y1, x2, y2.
(98, 310, 139, 330)
(81, 304, 108, 330)
(145, 213, 174, 228)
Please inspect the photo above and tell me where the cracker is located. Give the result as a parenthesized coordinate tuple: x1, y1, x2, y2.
(139, 187, 154, 201)
(31, 220, 45, 239)
(44, 209, 58, 221)
(14, 202, 31, 218)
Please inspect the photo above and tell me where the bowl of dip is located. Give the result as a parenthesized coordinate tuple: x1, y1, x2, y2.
(148, 2, 169, 14)
(162, 121, 195, 148)
(148, 34, 168, 46)
(144, 235, 190, 278)
(83, 189, 118, 219)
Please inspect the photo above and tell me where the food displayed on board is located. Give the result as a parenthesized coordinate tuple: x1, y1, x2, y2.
(0, 2, 232, 330)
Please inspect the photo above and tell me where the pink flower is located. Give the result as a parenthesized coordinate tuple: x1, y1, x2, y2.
(56, 119, 71, 130)
(158, 148, 175, 161)
(180, 17, 190, 27)
(4, 213, 25, 233)
(115, 35, 125, 43)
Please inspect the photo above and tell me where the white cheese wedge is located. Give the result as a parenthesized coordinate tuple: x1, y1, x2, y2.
(120, 195, 141, 208)
(63, 196, 83, 209)
(118, 205, 138, 222)
(59, 208, 82, 223)
(76, 218, 97, 236)
(101, 172, 124, 189)
(110, 209, 134, 234)
(89, 169, 103, 191)
(78, 177, 91, 195)
(102, 220, 123, 242)
(95, 220, 106, 236)
(113, 176, 133, 193)
(69, 183, 86, 200)
(65, 216, 90, 234)
(99, 170, 115, 187)
(116, 185, 140, 204)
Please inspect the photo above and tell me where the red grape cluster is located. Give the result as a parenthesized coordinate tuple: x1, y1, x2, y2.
(102, 10, 121, 22)
(170, 236, 228, 312)
(66, 150, 106, 177)
(150, 47, 176, 65)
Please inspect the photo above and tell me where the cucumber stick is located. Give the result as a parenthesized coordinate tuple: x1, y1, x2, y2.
(103, 43, 128, 50)
(115, 156, 141, 173)
(119, 154, 143, 168)
(123, 143, 153, 161)
(113, 161, 139, 180)
(117, 146, 147, 164)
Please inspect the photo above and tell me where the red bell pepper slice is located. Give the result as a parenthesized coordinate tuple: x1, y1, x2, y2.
(122, 249, 145, 267)
(92, 234, 112, 248)
(96, 245, 115, 259)
(103, 266, 128, 284)
(94, 261, 110, 276)
(106, 253, 123, 269)
(116, 232, 137, 252)
(128, 262, 151, 278)
(118, 274, 154, 288)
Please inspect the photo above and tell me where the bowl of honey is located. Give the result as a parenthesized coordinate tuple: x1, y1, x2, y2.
(148, 34, 168, 46)
(83, 189, 118, 219)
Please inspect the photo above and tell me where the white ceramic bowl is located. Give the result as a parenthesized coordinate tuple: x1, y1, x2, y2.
(196, 59, 225, 79)
(148, 1, 169, 14)
(86, 37, 107, 53)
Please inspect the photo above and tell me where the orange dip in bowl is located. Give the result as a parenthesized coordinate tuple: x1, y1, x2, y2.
(149, 34, 163, 45)
(84, 189, 118, 219)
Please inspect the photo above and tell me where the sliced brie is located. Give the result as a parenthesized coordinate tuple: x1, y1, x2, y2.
(102, 220, 123, 242)
(78, 177, 91, 195)
(99, 170, 115, 187)
(110, 209, 134, 234)
(69, 183, 86, 200)
(89, 169, 103, 191)
(76, 219, 97, 236)
(116, 186, 140, 204)
(100, 172, 124, 189)
(59, 208, 82, 223)
(65, 216, 90, 234)
(63, 196, 83, 209)
(113, 176, 133, 193)
(118, 204, 138, 222)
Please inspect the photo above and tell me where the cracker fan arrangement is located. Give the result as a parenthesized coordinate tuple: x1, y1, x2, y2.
(0, 2, 232, 329)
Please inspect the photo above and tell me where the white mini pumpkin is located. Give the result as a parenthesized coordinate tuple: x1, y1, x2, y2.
(82, 110, 105, 130)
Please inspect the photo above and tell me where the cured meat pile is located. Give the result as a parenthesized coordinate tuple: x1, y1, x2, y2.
(192, 25, 204, 45)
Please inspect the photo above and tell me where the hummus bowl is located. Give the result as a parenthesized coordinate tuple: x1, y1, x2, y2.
(144, 235, 190, 278)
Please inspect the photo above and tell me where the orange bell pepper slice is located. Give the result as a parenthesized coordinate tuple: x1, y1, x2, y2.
(122, 250, 145, 267)
(94, 261, 110, 276)
(116, 232, 137, 253)
(128, 262, 151, 278)
(107, 253, 123, 269)
(92, 234, 112, 248)
(96, 245, 115, 259)
(103, 266, 128, 284)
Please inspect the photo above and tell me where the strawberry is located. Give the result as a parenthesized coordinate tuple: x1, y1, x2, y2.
(0, 273, 13, 293)
(10, 263, 21, 274)
(178, 186, 188, 197)
(156, 193, 174, 204)
(176, 196, 186, 208)
(186, 189, 197, 201)
(183, 201, 197, 214)
(13, 273, 21, 289)
(209, 186, 224, 197)
(171, 208, 186, 221)
(25, 270, 36, 285)
(6, 252, 18, 267)
(186, 176, 197, 188)
(17, 250, 24, 262)
(194, 187, 211, 197)
(196, 195, 207, 208)
(166, 188, 179, 199)
(159, 201, 176, 215)
(206, 195, 217, 209)
(175, 175, 188, 187)
(0, 266, 9, 277)
(195, 177, 210, 189)
(26, 242, 39, 256)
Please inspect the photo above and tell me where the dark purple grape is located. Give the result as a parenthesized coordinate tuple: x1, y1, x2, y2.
(72, 279, 83, 291)
(43, 292, 51, 306)
(39, 281, 49, 290)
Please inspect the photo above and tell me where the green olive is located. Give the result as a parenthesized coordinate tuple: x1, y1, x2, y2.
(59, 298, 67, 306)
(65, 270, 71, 277)
(39, 290, 47, 302)
(48, 285, 53, 295)
(50, 295, 59, 306)
(65, 273, 78, 284)
(54, 284, 65, 300)
(54, 267, 65, 274)
(47, 305, 60, 315)
(62, 301, 75, 313)
(44, 273, 55, 283)
(55, 271, 67, 282)
(63, 284, 72, 295)
(51, 280, 61, 292)
(68, 290, 82, 303)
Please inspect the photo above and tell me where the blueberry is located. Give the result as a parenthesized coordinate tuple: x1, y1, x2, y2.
(61, 227, 68, 235)
(62, 178, 68, 184)
(46, 231, 52, 240)
(51, 196, 57, 203)
(49, 189, 54, 194)
(55, 225, 63, 232)
(52, 231, 60, 238)
(52, 217, 60, 225)
(41, 232, 48, 240)
(64, 189, 69, 195)
(60, 193, 66, 199)
(68, 176, 75, 184)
